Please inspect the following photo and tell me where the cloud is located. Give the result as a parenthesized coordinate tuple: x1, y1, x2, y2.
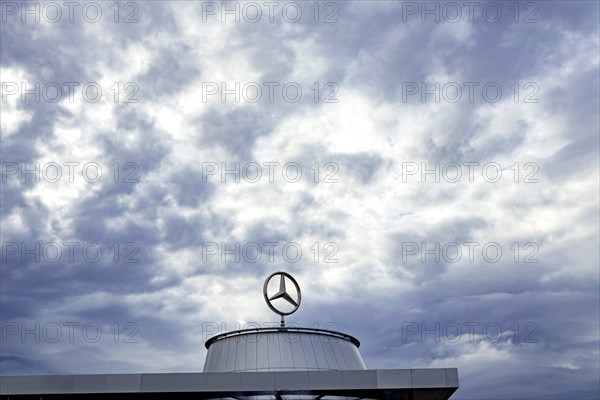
(1, 1, 598, 398)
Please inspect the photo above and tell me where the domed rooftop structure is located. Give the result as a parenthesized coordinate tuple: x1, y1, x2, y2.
(0, 271, 459, 400)
(204, 327, 366, 373)
(204, 272, 367, 375)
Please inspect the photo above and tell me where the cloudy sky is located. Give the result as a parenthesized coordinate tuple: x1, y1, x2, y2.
(1, 1, 599, 398)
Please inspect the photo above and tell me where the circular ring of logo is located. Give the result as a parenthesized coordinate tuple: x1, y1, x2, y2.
(263, 271, 302, 316)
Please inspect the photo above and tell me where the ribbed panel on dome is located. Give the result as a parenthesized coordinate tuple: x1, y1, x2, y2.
(204, 329, 367, 373)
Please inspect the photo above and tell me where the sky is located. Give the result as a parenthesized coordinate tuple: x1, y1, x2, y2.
(0, 1, 599, 399)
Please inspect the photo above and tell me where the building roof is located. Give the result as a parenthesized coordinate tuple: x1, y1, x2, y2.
(204, 327, 366, 373)
(0, 368, 459, 399)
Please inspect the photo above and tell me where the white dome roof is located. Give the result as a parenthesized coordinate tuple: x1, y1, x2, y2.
(204, 327, 367, 373)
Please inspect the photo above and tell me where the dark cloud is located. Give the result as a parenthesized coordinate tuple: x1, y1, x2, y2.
(1, 1, 598, 399)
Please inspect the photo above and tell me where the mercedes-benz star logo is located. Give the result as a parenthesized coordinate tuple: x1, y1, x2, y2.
(263, 272, 301, 318)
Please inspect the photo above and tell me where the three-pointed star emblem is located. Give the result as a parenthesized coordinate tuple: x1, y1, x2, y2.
(268, 274, 299, 307)
(263, 271, 302, 317)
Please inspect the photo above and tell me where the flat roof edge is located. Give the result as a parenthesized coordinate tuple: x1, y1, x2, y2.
(1, 368, 458, 397)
